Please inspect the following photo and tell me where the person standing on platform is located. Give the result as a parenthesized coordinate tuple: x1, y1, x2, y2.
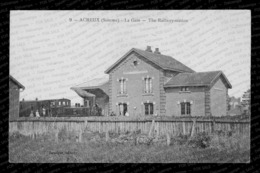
(35, 110, 40, 117)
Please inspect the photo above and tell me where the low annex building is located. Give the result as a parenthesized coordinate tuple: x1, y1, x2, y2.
(71, 46, 232, 117)
(9, 75, 25, 120)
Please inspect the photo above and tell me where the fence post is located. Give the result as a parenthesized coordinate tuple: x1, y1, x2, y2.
(148, 120, 155, 138)
(183, 121, 186, 135)
(84, 120, 88, 130)
(55, 129, 59, 143)
(78, 128, 82, 143)
(155, 122, 159, 141)
(190, 118, 197, 137)
(211, 118, 215, 134)
(166, 133, 171, 146)
(105, 131, 109, 142)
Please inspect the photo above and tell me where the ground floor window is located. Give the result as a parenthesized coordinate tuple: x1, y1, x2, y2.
(144, 103, 154, 115)
(119, 103, 128, 116)
(180, 102, 191, 115)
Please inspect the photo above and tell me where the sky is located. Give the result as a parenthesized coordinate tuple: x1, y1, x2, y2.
(10, 10, 251, 104)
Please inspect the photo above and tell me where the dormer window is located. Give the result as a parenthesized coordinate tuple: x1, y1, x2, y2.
(181, 87, 189, 91)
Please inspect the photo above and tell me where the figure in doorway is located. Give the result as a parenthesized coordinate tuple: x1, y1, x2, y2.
(42, 106, 46, 117)
(35, 109, 40, 117)
(29, 106, 34, 117)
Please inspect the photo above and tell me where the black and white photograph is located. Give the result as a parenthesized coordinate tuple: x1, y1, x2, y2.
(9, 10, 250, 163)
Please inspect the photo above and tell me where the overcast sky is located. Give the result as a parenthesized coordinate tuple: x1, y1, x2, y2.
(10, 10, 250, 104)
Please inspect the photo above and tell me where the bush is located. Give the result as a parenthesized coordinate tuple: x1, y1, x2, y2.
(9, 132, 29, 142)
(210, 133, 250, 151)
(58, 127, 78, 142)
(188, 132, 211, 148)
(171, 134, 190, 145)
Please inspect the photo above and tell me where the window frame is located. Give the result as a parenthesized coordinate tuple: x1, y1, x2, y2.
(118, 102, 128, 116)
(144, 77, 153, 94)
(144, 102, 154, 115)
(180, 102, 191, 116)
(119, 78, 127, 94)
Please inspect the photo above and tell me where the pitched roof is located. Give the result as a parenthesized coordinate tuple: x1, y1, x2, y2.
(22, 98, 70, 102)
(71, 76, 109, 97)
(9, 75, 25, 90)
(71, 77, 109, 89)
(164, 71, 232, 88)
(105, 48, 195, 73)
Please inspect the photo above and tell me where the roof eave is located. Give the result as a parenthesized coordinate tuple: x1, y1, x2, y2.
(210, 71, 232, 89)
(162, 67, 195, 73)
(164, 84, 210, 88)
(71, 86, 103, 90)
(10, 75, 25, 90)
(105, 48, 195, 74)
(104, 48, 135, 74)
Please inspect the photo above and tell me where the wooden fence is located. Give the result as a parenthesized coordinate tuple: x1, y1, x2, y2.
(9, 116, 250, 142)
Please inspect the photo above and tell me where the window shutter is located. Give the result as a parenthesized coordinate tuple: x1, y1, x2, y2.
(144, 103, 148, 115)
(187, 102, 191, 115)
(145, 78, 148, 93)
(150, 78, 153, 93)
(150, 103, 154, 115)
(181, 102, 185, 115)
(143, 78, 145, 93)
(124, 79, 127, 94)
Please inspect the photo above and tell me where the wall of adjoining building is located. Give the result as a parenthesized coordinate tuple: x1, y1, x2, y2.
(165, 86, 206, 116)
(9, 80, 20, 120)
(210, 78, 228, 116)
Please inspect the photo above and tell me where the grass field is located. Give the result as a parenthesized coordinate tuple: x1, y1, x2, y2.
(9, 131, 250, 163)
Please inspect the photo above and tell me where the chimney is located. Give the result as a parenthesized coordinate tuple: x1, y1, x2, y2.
(145, 46, 152, 52)
(154, 48, 161, 54)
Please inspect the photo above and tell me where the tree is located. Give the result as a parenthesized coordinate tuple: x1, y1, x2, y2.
(241, 89, 250, 115)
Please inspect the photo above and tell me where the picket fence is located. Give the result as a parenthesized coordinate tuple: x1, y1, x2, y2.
(9, 116, 250, 142)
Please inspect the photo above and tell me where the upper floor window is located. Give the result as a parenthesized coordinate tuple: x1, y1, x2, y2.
(119, 78, 127, 94)
(144, 77, 152, 93)
(180, 102, 191, 115)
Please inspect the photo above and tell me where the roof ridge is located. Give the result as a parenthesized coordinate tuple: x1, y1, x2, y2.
(133, 48, 195, 73)
(73, 76, 109, 87)
(179, 70, 222, 74)
(164, 70, 231, 88)
(133, 48, 172, 57)
(105, 47, 195, 73)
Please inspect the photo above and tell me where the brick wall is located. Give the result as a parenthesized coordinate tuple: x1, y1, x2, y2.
(109, 52, 161, 116)
(159, 70, 166, 115)
(210, 78, 228, 116)
(205, 86, 211, 116)
(108, 74, 112, 114)
(9, 80, 20, 120)
(165, 86, 206, 116)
